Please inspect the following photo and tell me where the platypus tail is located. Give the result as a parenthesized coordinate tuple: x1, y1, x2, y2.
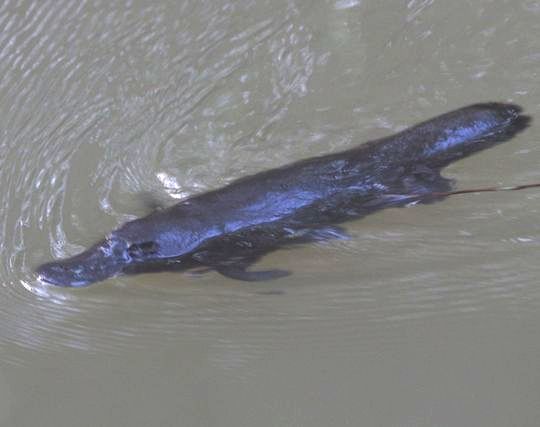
(462, 103, 531, 144)
(387, 102, 531, 168)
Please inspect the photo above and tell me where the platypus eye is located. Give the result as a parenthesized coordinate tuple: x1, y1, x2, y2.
(127, 242, 159, 259)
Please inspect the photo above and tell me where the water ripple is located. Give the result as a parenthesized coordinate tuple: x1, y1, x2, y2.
(0, 0, 539, 365)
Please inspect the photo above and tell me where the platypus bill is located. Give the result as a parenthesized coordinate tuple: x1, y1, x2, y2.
(36, 103, 531, 287)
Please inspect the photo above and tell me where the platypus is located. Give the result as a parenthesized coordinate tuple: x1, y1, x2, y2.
(36, 103, 531, 287)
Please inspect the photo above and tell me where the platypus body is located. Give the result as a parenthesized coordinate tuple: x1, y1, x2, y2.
(36, 103, 530, 287)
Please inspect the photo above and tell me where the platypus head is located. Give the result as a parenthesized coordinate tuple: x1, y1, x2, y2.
(36, 237, 134, 287)
(36, 209, 199, 287)
(36, 231, 169, 287)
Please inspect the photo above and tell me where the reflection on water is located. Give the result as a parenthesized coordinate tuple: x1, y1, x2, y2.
(1, 0, 540, 424)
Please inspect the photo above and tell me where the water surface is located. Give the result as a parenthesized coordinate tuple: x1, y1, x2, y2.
(1, 1, 540, 426)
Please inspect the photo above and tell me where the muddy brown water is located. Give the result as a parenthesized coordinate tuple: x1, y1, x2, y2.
(1, 1, 540, 426)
